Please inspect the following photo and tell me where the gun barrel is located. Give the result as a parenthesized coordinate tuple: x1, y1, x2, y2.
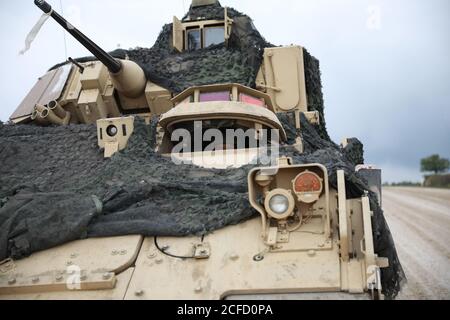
(34, 0, 122, 74)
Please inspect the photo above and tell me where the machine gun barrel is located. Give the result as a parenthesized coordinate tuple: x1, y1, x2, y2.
(34, 0, 122, 74)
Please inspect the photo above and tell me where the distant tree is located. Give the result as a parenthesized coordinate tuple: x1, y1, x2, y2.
(421, 154, 450, 175)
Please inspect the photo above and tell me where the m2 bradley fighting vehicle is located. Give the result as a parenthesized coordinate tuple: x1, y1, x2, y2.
(0, 0, 405, 299)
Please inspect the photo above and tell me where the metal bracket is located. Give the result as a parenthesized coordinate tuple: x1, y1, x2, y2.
(193, 243, 211, 259)
(266, 227, 278, 246)
(0, 271, 116, 295)
(277, 157, 292, 167)
(277, 230, 290, 243)
(104, 141, 119, 158)
(303, 111, 321, 125)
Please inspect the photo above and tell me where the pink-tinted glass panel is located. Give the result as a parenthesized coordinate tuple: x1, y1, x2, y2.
(240, 93, 266, 107)
(199, 91, 230, 102)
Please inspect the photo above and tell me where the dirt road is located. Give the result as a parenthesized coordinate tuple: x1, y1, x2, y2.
(383, 187, 450, 300)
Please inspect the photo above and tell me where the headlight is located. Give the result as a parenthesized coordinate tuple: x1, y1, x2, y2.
(264, 189, 295, 220)
(269, 195, 289, 214)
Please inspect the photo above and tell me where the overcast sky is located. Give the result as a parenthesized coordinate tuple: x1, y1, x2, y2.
(0, 0, 449, 183)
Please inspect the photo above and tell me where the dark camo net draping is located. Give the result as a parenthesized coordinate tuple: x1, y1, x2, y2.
(0, 1, 405, 298)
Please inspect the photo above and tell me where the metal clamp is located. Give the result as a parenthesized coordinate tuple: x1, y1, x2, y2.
(193, 243, 211, 259)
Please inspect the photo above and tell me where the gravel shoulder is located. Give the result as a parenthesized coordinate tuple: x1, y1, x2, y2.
(383, 187, 450, 300)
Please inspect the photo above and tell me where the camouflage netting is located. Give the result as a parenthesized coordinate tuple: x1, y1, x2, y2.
(0, 1, 404, 298)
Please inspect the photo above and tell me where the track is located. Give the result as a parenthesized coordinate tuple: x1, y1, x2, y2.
(383, 187, 450, 300)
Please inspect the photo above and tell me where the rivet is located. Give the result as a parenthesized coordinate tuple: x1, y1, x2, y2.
(80, 275, 87, 281)
(200, 250, 208, 255)
(32, 276, 40, 283)
(66, 261, 73, 266)
(155, 258, 163, 264)
(318, 243, 325, 248)
(307, 250, 316, 257)
(162, 246, 170, 251)
(70, 253, 78, 259)
(111, 250, 118, 256)
(147, 252, 156, 259)
(8, 278, 16, 285)
(253, 254, 264, 262)
(135, 289, 144, 297)
(55, 275, 63, 281)
(120, 250, 127, 255)
(194, 286, 202, 293)
(102, 273, 112, 280)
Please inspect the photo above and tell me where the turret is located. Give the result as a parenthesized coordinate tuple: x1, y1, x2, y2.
(34, 0, 146, 99)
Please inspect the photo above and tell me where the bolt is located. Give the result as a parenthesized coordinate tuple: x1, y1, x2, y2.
(253, 254, 264, 262)
(66, 261, 73, 266)
(70, 253, 78, 259)
(56, 275, 63, 282)
(318, 243, 325, 248)
(200, 250, 208, 255)
(307, 250, 316, 257)
(102, 273, 112, 280)
(120, 250, 127, 255)
(80, 274, 87, 281)
(111, 250, 119, 256)
(8, 278, 16, 285)
(155, 258, 163, 264)
(147, 253, 156, 259)
(32, 276, 39, 283)
(135, 289, 144, 297)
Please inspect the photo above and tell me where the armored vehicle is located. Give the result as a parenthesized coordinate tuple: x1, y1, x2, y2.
(0, 0, 404, 299)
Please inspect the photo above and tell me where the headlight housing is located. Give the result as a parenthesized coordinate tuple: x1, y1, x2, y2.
(264, 189, 295, 220)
